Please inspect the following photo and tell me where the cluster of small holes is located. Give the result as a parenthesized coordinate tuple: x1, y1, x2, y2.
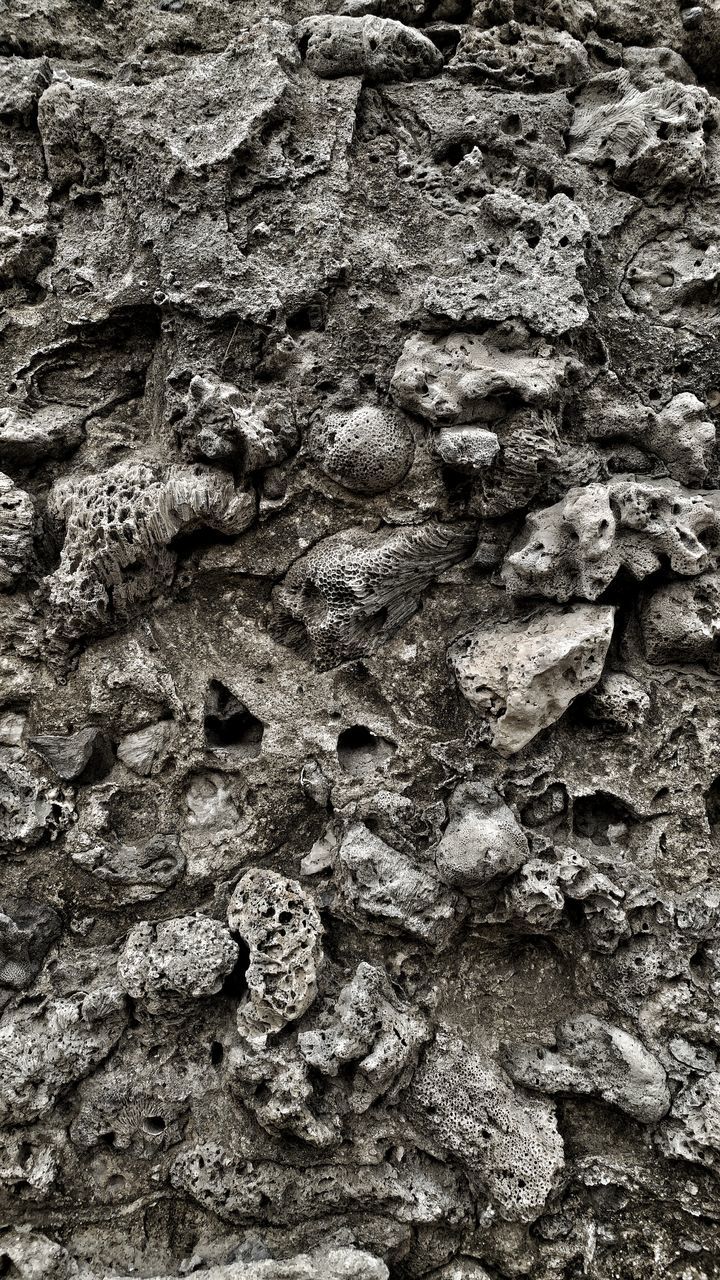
(309, 405, 414, 495)
(273, 525, 473, 668)
(412, 1037, 562, 1217)
(229, 869, 322, 1032)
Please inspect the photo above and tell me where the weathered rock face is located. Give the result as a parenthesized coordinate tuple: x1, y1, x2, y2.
(448, 604, 616, 754)
(3, 1, 720, 1277)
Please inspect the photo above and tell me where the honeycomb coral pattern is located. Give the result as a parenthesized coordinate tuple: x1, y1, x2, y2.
(309, 405, 415, 494)
(4, 1, 720, 1277)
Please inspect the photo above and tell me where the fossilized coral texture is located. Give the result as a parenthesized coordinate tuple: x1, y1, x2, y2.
(4, 0, 720, 1277)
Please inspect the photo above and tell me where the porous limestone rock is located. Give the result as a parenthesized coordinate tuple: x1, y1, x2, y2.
(449, 605, 615, 754)
(172, 1141, 468, 1229)
(184, 373, 297, 470)
(0, 760, 53, 849)
(623, 227, 720, 322)
(579, 671, 650, 732)
(298, 961, 431, 1110)
(390, 331, 580, 425)
(0, 1236, 388, 1280)
(0, 474, 34, 589)
(408, 1032, 564, 1222)
(117, 916, 239, 1004)
(639, 572, 720, 666)
(423, 193, 591, 336)
(502, 479, 720, 602)
(0, 992, 125, 1124)
(298, 15, 443, 82)
(448, 23, 590, 89)
(586, 390, 716, 484)
(4, 0, 720, 1273)
(657, 1073, 720, 1173)
(228, 1032, 333, 1147)
(502, 1015, 670, 1122)
(227, 868, 323, 1038)
(502, 846, 626, 942)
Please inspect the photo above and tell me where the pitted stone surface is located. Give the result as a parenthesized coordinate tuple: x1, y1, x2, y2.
(3, 1, 720, 1276)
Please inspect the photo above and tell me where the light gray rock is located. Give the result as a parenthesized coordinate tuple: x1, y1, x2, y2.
(0, 473, 34, 589)
(390, 331, 579, 425)
(434, 782, 529, 892)
(335, 822, 465, 947)
(502, 479, 720, 602)
(298, 961, 431, 1109)
(502, 1014, 670, 1122)
(298, 15, 443, 82)
(309, 404, 414, 494)
(423, 194, 591, 337)
(0, 992, 126, 1124)
(449, 605, 615, 754)
(408, 1032, 564, 1222)
(117, 915, 239, 1003)
(228, 868, 323, 1038)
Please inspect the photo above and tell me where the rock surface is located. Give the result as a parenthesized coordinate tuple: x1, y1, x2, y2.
(2, 1, 720, 1277)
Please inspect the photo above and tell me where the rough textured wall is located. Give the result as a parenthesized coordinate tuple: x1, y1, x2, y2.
(2, 0, 720, 1277)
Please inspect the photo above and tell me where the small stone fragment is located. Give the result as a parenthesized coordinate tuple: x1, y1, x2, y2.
(227, 868, 323, 1038)
(116, 720, 175, 775)
(435, 782, 529, 893)
(117, 916, 239, 1003)
(29, 726, 113, 781)
(335, 822, 464, 947)
(502, 1015, 670, 1122)
(449, 605, 615, 754)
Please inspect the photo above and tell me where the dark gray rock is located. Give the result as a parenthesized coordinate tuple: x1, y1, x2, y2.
(1, 1, 720, 1276)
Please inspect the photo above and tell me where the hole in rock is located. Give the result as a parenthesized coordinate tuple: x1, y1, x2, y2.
(221, 938, 251, 1000)
(573, 791, 636, 846)
(337, 724, 396, 776)
(563, 897, 585, 927)
(0, 1257, 20, 1278)
(204, 680, 264, 758)
(521, 782, 568, 829)
(287, 303, 325, 334)
(426, 26, 462, 56)
(142, 1116, 166, 1135)
(442, 139, 473, 167)
(210, 1040, 225, 1066)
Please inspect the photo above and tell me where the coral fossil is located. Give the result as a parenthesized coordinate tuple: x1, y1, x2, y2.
(3, 1, 720, 1277)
